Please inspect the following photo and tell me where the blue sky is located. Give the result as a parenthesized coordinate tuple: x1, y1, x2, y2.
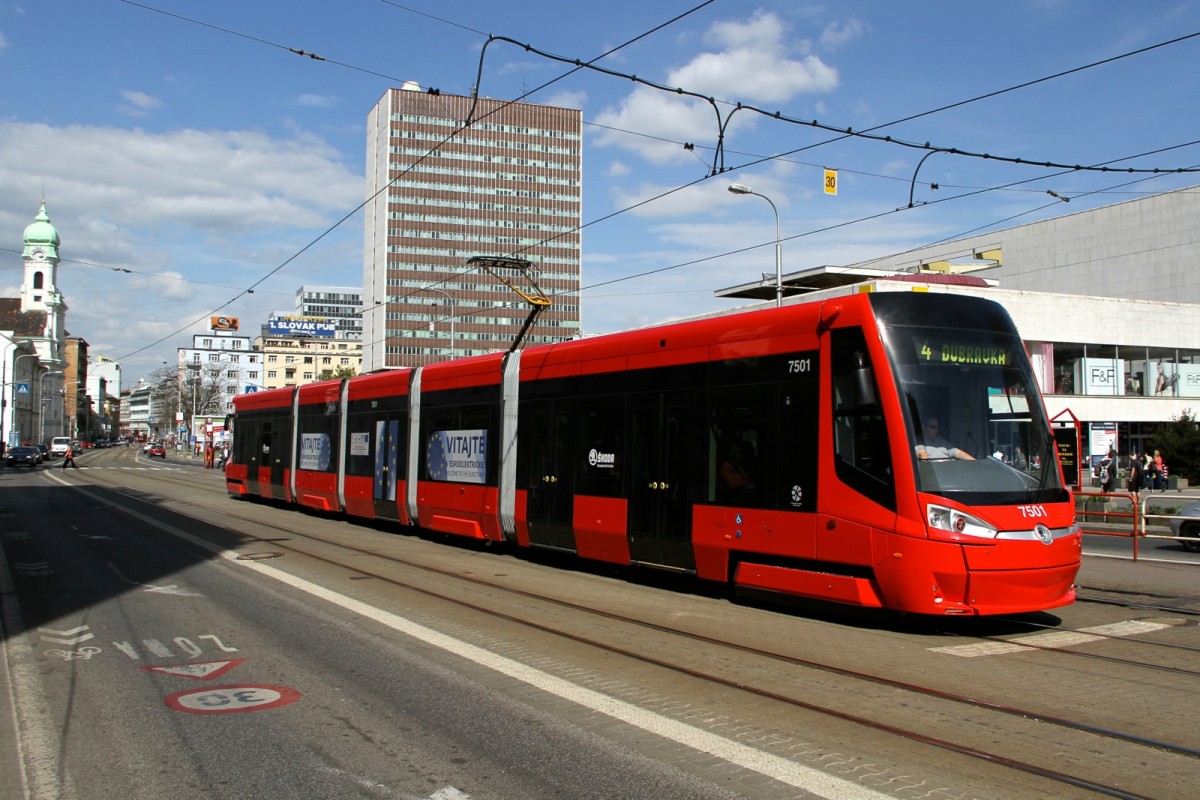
(3, 0, 1200, 381)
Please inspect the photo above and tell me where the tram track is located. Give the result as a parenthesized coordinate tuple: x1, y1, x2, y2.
(62, 454, 1200, 799)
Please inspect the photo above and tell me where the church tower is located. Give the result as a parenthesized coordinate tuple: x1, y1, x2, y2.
(20, 201, 68, 364)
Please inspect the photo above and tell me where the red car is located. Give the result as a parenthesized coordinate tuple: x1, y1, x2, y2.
(147, 444, 167, 459)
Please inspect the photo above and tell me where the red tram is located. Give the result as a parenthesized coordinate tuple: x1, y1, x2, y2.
(226, 289, 1081, 615)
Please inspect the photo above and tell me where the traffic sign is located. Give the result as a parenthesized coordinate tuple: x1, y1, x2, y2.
(15, 382, 29, 395)
(164, 684, 300, 715)
(140, 658, 246, 681)
(823, 168, 838, 196)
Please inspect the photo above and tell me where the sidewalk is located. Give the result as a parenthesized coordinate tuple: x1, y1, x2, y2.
(0, 549, 27, 800)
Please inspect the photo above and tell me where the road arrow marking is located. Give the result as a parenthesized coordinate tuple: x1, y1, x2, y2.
(39, 625, 95, 645)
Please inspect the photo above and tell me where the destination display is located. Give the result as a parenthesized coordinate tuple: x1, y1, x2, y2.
(913, 334, 1014, 366)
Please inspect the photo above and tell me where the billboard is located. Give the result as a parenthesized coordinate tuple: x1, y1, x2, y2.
(1133, 360, 1200, 398)
(210, 316, 239, 331)
(268, 317, 336, 337)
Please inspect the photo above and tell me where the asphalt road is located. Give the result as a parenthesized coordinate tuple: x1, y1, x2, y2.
(3, 450, 1198, 800)
(0, 455, 746, 800)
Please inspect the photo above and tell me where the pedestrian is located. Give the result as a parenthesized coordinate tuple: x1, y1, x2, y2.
(1144, 449, 1160, 492)
(61, 443, 78, 470)
(204, 443, 214, 469)
(1127, 454, 1143, 496)
(1098, 449, 1116, 494)
(1154, 450, 1166, 492)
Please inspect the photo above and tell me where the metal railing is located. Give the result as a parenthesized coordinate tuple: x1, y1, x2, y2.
(1075, 489, 1199, 560)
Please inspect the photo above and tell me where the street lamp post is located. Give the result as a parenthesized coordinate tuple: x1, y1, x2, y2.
(425, 288, 456, 360)
(187, 363, 202, 456)
(728, 183, 783, 307)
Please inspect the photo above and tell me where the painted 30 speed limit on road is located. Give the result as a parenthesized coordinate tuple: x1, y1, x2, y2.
(164, 684, 301, 715)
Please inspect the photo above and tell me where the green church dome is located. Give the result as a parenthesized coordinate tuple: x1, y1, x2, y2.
(23, 202, 61, 259)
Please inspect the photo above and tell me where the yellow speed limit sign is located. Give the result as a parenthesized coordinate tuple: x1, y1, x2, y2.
(823, 168, 838, 196)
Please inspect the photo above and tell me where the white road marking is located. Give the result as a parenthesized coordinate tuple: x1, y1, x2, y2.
(931, 620, 1177, 657)
(103, 492, 896, 800)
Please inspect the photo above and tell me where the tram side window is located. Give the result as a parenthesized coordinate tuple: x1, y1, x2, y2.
(257, 420, 273, 467)
(576, 401, 625, 498)
(419, 403, 496, 485)
(299, 405, 339, 474)
(707, 389, 774, 508)
(345, 410, 406, 480)
(831, 328, 895, 510)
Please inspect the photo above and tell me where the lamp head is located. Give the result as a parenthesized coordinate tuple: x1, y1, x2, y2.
(727, 183, 753, 195)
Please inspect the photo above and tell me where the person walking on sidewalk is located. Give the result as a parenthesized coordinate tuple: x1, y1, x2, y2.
(61, 443, 78, 470)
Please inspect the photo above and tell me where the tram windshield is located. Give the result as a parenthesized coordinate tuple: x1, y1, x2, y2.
(880, 321, 1066, 505)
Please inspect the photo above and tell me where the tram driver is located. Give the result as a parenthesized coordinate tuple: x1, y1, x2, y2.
(915, 417, 975, 461)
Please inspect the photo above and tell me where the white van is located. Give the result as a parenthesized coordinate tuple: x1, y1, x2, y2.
(49, 436, 72, 457)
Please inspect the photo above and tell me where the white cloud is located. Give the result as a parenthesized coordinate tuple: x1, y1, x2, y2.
(119, 90, 162, 117)
(292, 93, 339, 108)
(541, 89, 586, 110)
(0, 120, 363, 373)
(606, 160, 631, 178)
(592, 10, 838, 165)
(673, 10, 838, 101)
(591, 89, 719, 166)
(820, 19, 866, 51)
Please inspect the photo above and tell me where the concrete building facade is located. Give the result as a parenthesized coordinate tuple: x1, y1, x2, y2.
(294, 285, 363, 340)
(256, 335, 363, 390)
(362, 85, 582, 371)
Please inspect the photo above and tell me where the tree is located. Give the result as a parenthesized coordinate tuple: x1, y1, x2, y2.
(317, 366, 358, 382)
(1149, 409, 1200, 485)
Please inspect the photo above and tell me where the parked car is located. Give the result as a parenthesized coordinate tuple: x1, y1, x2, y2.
(147, 443, 167, 459)
(1169, 501, 1200, 553)
(6, 446, 40, 468)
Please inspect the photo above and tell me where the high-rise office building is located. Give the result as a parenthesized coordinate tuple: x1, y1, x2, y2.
(295, 285, 363, 340)
(362, 84, 582, 371)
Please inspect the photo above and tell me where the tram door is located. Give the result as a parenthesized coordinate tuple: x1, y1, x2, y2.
(628, 391, 696, 570)
(264, 423, 289, 497)
(522, 400, 576, 551)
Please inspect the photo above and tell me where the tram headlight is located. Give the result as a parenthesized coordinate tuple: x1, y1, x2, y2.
(926, 504, 998, 540)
